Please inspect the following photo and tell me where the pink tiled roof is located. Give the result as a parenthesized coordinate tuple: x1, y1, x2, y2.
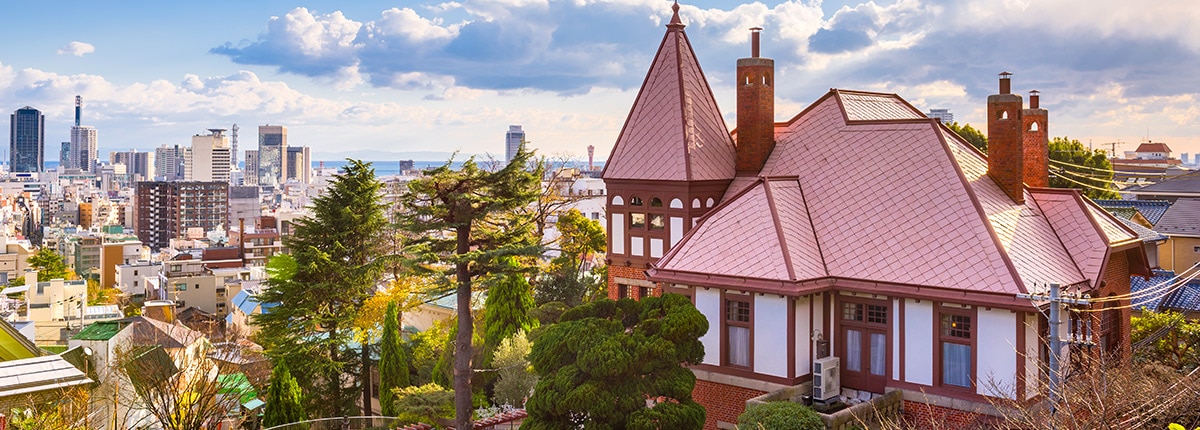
(601, 19, 735, 182)
(1029, 190, 1109, 287)
(1134, 142, 1172, 153)
(836, 90, 925, 122)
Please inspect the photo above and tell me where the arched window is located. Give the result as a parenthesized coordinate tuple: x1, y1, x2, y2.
(612, 196, 624, 206)
(999, 111, 1009, 120)
(1030, 122, 1039, 132)
(630, 196, 644, 206)
(650, 197, 663, 207)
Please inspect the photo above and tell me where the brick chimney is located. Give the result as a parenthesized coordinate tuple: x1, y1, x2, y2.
(1021, 90, 1049, 188)
(736, 27, 775, 175)
(987, 72, 1026, 203)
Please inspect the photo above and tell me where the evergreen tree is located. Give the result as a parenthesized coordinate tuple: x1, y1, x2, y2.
(254, 159, 388, 418)
(524, 294, 708, 429)
(380, 300, 410, 416)
(482, 257, 538, 361)
(398, 147, 542, 430)
(263, 360, 306, 428)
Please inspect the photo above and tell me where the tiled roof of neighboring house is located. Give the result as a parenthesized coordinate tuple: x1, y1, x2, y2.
(0, 318, 41, 361)
(1154, 198, 1200, 237)
(601, 8, 736, 182)
(1115, 217, 1169, 243)
(1135, 142, 1172, 153)
(1105, 207, 1139, 220)
(72, 320, 130, 341)
(120, 316, 205, 349)
(0, 354, 92, 398)
(1131, 170, 1200, 193)
(1093, 199, 1171, 225)
(651, 89, 1142, 302)
(1131, 270, 1200, 312)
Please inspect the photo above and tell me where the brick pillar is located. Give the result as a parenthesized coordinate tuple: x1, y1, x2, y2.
(1022, 90, 1049, 188)
(735, 28, 775, 175)
(693, 379, 766, 429)
(987, 72, 1026, 203)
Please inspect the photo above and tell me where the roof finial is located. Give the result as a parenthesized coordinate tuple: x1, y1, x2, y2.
(668, 1, 684, 29)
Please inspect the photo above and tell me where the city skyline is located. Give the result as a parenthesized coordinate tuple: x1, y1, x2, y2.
(1, 0, 1199, 160)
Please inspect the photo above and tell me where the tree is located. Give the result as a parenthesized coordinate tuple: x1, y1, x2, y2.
(254, 159, 388, 418)
(524, 294, 708, 429)
(117, 344, 237, 430)
(27, 246, 72, 281)
(491, 330, 537, 407)
(1132, 310, 1200, 370)
(945, 124, 1119, 199)
(482, 257, 539, 361)
(536, 208, 607, 306)
(1048, 136, 1120, 199)
(946, 122, 987, 153)
(380, 300, 410, 416)
(392, 383, 455, 426)
(398, 147, 542, 430)
(262, 360, 306, 428)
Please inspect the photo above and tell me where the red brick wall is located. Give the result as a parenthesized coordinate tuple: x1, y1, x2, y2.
(693, 379, 766, 430)
(735, 58, 775, 174)
(903, 401, 992, 429)
(608, 264, 649, 300)
(1099, 250, 1133, 361)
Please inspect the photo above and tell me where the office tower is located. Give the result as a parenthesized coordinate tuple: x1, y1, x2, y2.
(257, 125, 287, 187)
(110, 150, 156, 181)
(60, 142, 70, 169)
(286, 146, 311, 184)
(135, 181, 229, 251)
(186, 129, 232, 182)
(243, 150, 259, 186)
(10, 106, 45, 172)
(69, 96, 98, 172)
(155, 144, 190, 180)
(505, 125, 525, 164)
(926, 108, 954, 124)
(231, 123, 239, 170)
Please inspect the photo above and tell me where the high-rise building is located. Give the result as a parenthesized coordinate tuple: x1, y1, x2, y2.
(257, 125, 287, 187)
(59, 142, 70, 169)
(231, 123, 240, 170)
(286, 146, 311, 184)
(10, 106, 45, 172)
(505, 125, 525, 165)
(926, 108, 954, 124)
(68, 96, 98, 172)
(135, 181, 229, 251)
(154, 144, 190, 180)
(110, 150, 156, 182)
(185, 129, 232, 182)
(243, 150, 259, 186)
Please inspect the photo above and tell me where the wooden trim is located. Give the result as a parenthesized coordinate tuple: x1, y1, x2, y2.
(933, 302, 978, 394)
(899, 298, 906, 382)
(721, 290, 754, 370)
(787, 295, 796, 379)
(1015, 311, 1027, 400)
(690, 363, 809, 387)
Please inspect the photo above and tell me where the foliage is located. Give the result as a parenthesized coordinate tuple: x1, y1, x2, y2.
(380, 301, 411, 416)
(524, 294, 708, 429)
(262, 360, 306, 428)
(6, 386, 90, 430)
(353, 276, 429, 342)
(537, 208, 607, 306)
(397, 147, 542, 430)
(410, 320, 451, 386)
(27, 246, 72, 281)
(482, 257, 539, 362)
(117, 344, 237, 430)
(253, 159, 388, 418)
(737, 401, 824, 430)
(946, 122, 987, 153)
(393, 383, 455, 426)
(492, 330, 537, 407)
(1048, 136, 1120, 199)
(1132, 310, 1200, 370)
(86, 277, 121, 306)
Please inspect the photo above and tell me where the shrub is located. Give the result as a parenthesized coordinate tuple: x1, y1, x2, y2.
(737, 401, 824, 430)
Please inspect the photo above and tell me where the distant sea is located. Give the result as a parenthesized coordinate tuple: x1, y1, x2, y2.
(312, 160, 604, 177)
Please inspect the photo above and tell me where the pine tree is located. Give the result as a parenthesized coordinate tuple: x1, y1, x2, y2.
(263, 360, 306, 428)
(380, 300, 410, 416)
(482, 256, 539, 361)
(398, 148, 542, 430)
(255, 159, 388, 418)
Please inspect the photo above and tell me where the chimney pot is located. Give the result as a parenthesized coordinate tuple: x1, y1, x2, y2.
(1029, 90, 1040, 109)
(999, 71, 1012, 94)
(750, 27, 762, 58)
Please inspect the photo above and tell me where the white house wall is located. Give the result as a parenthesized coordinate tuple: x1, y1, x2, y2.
(795, 295, 812, 378)
(976, 308, 1017, 399)
(754, 294, 788, 378)
(696, 288, 721, 366)
(904, 299, 933, 386)
(1024, 312, 1040, 400)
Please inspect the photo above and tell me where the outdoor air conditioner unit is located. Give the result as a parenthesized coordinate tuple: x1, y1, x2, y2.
(813, 356, 841, 402)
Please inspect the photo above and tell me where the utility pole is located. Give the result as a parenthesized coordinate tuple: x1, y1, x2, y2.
(1017, 283, 1091, 412)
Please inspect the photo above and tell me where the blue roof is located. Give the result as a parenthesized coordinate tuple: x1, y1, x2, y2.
(232, 290, 258, 315)
(1131, 270, 1200, 312)
(1093, 199, 1172, 225)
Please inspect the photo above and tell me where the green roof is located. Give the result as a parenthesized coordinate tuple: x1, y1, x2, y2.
(218, 372, 259, 404)
(40, 345, 68, 354)
(71, 321, 128, 341)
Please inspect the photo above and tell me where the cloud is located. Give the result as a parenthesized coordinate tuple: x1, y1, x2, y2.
(57, 41, 95, 57)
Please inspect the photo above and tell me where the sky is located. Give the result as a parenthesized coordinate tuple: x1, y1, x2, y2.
(2, 0, 1199, 163)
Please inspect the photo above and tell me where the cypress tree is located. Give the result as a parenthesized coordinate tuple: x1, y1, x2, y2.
(380, 300, 410, 416)
(482, 256, 538, 361)
(263, 360, 306, 428)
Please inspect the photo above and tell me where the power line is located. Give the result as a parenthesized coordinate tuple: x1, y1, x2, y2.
(1086, 261, 1200, 304)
